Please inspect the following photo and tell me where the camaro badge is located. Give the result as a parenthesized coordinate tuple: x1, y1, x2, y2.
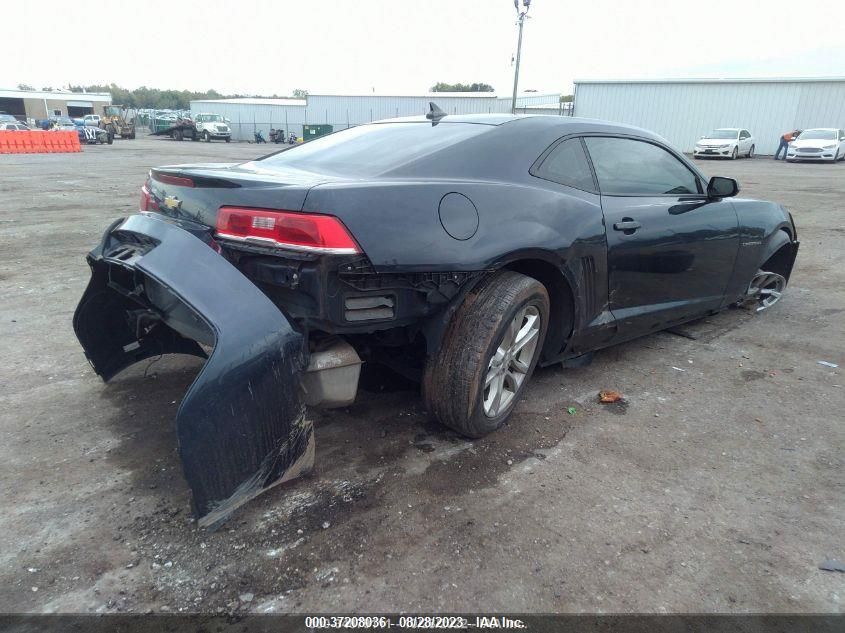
(163, 195, 181, 210)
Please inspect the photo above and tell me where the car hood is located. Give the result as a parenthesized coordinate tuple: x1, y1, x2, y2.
(697, 137, 737, 145)
(791, 138, 837, 148)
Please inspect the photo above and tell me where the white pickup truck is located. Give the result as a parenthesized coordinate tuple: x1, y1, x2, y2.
(193, 113, 231, 142)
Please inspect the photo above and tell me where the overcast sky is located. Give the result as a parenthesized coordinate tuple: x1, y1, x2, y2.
(3, 0, 844, 96)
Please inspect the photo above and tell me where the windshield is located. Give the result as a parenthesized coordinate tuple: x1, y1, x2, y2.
(705, 129, 738, 139)
(798, 129, 835, 140)
(206, 114, 223, 122)
(257, 122, 490, 177)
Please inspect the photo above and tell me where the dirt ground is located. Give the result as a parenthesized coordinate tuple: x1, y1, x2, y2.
(0, 136, 843, 615)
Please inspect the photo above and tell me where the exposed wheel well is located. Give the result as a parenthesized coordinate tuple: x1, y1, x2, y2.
(762, 231, 798, 282)
(502, 259, 575, 360)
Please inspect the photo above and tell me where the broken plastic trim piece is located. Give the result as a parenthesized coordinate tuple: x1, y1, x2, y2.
(73, 213, 313, 528)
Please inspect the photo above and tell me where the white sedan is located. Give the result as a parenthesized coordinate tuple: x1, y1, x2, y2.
(786, 128, 845, 162)
(693, 128, 755, 159)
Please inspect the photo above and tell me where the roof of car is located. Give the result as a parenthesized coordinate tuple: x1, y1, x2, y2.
(372, 113, 660, 134)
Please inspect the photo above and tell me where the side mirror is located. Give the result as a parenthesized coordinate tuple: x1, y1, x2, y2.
(707, 176, 739, 199)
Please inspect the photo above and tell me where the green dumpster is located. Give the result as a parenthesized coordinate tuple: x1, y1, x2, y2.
(302, 124, 333, 141)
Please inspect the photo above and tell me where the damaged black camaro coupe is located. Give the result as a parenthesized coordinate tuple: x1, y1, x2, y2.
(74, 110, 799, 527)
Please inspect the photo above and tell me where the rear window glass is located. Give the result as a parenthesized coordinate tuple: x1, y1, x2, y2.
(535, 138, 596, 191)
(257, 122, 489, 176)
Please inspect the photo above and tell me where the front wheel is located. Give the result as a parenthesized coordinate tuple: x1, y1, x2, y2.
(204, 131, 211, 142)
(731, 146, 738, 160)
(423, 271, 549, 438)
(748, 145, 755, 158)
(745, 270, 787, 312)
(225, 137, 230, 143)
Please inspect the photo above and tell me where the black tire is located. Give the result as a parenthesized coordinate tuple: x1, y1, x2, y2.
(204, 131, 211, 142)
(748, 145, 755, 158)
(191, 131, 198, 141)
(129, 131, 136, 139)
(423, 271, 549, 438)
(107, 133, 113, 145)
(225, 137, 231, 143)
(731, 146, 738, 160)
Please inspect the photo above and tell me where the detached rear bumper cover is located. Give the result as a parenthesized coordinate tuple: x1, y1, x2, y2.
(73, 213, 312, 528)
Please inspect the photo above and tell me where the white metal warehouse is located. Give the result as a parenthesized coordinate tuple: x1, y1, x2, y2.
(573, 77, 845, 155)
(191, 92, 560, 141)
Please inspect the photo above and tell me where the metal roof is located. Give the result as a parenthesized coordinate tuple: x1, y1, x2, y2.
(0, 88, 112, 101)
(574, 76, 845, 85)
(192, 97, 306, 106)
(306, 92, 559, 100)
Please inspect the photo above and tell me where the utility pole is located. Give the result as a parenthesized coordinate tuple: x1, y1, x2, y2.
(511, 0, 531, 113)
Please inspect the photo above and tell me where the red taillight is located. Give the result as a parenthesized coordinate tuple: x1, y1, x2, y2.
(152, 172, 194, 188)
(216, 207, 361, 254)
(139, 184, 151, 211)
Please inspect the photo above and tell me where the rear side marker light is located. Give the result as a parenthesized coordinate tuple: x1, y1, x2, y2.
(216, 207, 361, 255)
(139, 185, 151, 211)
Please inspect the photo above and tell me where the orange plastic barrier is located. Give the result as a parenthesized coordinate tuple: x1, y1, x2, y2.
(30, 131, 45, 153)
(0, 129, 82, 154)
(21, 131, 33, 153)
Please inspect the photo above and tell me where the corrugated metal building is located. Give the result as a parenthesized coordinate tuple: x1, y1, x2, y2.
(573, 77, 845, 155)
(191, 92, 561, 141)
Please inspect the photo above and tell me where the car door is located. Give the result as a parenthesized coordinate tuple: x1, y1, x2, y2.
(740, 130, 751, 153)
(582, 135, 740, 341)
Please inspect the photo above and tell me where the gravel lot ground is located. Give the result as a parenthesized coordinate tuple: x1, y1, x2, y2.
(1, 136, 843, 615)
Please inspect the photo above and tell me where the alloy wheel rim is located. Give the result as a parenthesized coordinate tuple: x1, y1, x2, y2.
(483, 305, 541, 418)
(749, 272, 786, 311)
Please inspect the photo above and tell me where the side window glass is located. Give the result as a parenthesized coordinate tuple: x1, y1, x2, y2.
(584, 137, 701, 196)
(534, 138, 595, 191)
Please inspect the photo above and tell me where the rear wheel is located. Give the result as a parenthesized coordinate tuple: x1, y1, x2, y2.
(173, 129, 183, 141)
(423, 271, 549, 438)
